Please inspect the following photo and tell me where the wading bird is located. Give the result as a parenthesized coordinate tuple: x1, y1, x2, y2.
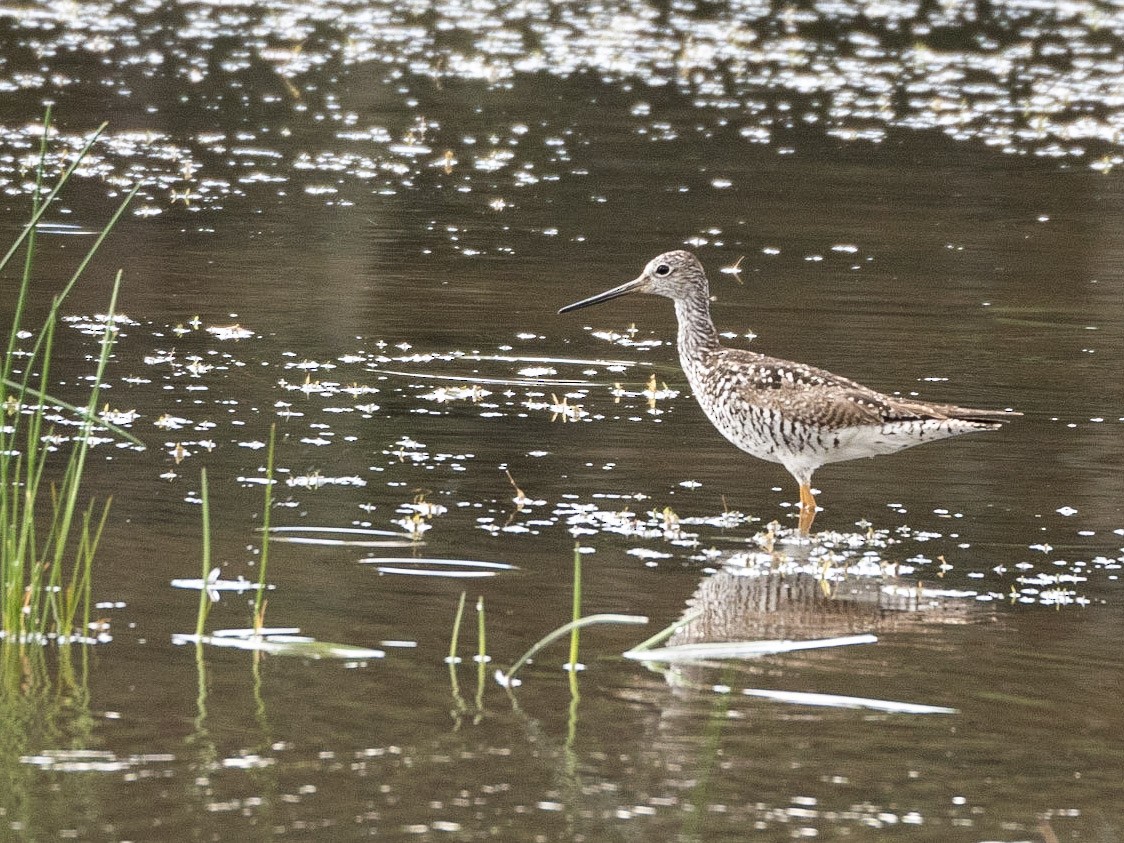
(559, 250, 1017, 534)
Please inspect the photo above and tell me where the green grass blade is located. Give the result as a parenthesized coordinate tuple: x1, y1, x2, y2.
(195, 468, 212, 638)
(82, 500, 112, 639)
(0, 119, 108, 278)
(474, 596, 487, 712)
(448, 590, 467, 664)
(1, 106, 52, 388)
(252, 424, 276, 624)
(1, 112, 130, 641)
(49, 271, 122, 576)
(499, 613, 649, 687)
(623, 607, 705, 654)
(0, 378, 144, 448)
(568, 545, 582, 670)
(14, 185, 139, 400)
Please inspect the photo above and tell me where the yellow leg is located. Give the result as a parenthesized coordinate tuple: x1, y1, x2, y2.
(798, 483, 817, 536)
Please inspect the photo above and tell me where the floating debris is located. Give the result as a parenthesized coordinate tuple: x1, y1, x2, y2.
(739, 688, 957, 715)
(170, 569, 274, 602)
(623, 634, 878, 663)
(286, 473, 367, 489)
(206, 323, 255, 341)
(173, 628, 384, 660)
(359, 557, 518, 578)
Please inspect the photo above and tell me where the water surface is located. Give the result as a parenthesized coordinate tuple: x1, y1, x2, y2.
(1, 1, 1123, 840)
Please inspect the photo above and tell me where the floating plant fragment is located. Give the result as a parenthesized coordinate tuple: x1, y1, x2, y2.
(206, 323, 255, 340)
(171, 568, 275, 602)
(622, 633, 878, 663)
(359, 557, 518, 578)
(153, 414, 191, 430)
(739, 688, 956, 715)
(19, 751, 151, 773)
(182, 358, 213, 376)
(420, 385, 492, 403)
(266, 526, 419, 547)
(98, 406, 139, 425)
(286, 473, 367, 488)
(391, 516, 431, 538)
(377, 567, 496, 578)
(172, 628, 384, 659)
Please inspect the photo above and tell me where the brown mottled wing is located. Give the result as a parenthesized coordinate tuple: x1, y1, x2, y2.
(708, 349, 1015, 428)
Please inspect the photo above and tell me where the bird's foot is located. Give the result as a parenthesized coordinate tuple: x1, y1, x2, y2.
(797, 483, 818, 536)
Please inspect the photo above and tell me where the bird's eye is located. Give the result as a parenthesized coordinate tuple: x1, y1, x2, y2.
(654, 263, 671, 276)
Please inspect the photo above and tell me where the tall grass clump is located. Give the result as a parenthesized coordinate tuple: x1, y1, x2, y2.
(0, 108, 140, 644)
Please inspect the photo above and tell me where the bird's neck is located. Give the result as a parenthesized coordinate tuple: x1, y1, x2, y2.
(674, 293, 721, 362)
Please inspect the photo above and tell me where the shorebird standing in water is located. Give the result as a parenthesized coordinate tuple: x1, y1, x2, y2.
(559, 250, 1017, 535)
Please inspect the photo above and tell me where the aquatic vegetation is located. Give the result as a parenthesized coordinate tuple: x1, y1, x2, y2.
(438, 546, 649, 691)
(359, 557, 518, 578)
(172, 629, 384, 660)
(0, 637, 98, 831)
(493, 610, 649, 689)
(181, 427, 382, 660)
(634, 647, 960, 714)
(446, 543, 953, 719)
(193, 468, 214, 637)
(0, 5, 1120, 838)
(0, 110, 139, 644)
(622, 634, 880, 664)
(736, 688, 955, 715)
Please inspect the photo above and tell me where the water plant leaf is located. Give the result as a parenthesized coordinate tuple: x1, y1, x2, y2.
(0, 119, 108, 276)
(268, 526, 411, 536)
(359, 557, 519, 577)
(498, 613, 648, 687)
(622, 607, 705, 653)
(172, 629, 384, 660)
(270, 530, 419, 547)
(375, 568, 504, 578)
(622, 633, 878, 663)
(739, 688, 956, 715)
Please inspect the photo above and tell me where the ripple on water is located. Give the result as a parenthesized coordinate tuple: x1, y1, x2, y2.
(2, 1, 1124, 217)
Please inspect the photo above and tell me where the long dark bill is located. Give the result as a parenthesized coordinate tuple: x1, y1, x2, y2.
(557, 275, 647, 314)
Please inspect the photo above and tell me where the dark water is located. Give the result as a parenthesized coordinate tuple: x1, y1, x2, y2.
(2, 1, 1123, 840)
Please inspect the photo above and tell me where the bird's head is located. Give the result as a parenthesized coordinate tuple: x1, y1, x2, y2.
(558, 250, 709, 314)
